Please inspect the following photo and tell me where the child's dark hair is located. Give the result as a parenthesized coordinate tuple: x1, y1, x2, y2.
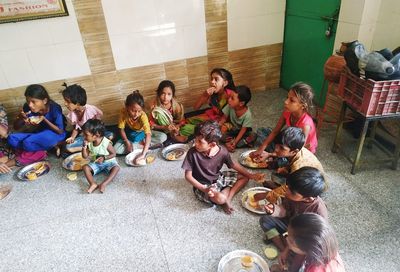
(235, 85, 251, 105)
(289, 213, 339, 267)
(25, 84, 50, 101)
(125, 90, 144, 108)
(194, 120, 222, 143)
(82, 119, 105, 137)
(287, 167, 326, 197)
(211, 68, 235, 90)
(275, 127, 305, 151)
(62, 83, 87, 106)
(156, 80, 176, 97)
(290, 82, 314, 112)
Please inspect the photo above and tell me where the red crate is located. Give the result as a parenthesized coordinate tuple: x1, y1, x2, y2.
(338, 68, 400, 117)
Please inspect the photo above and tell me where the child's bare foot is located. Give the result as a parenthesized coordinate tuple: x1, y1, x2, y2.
(99, 183, 106, 193)
(87, 184, 98, 194)
(222, 202, 235, 214)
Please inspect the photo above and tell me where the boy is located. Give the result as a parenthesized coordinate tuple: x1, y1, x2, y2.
(81, 119, 120, 193)
(182, 120, 265, 214)
(219, 85, 254, 152)
(259, 167, 328, 253)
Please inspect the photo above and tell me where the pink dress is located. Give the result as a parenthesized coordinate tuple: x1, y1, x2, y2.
(283, 111, 317, 153)
(67, 104, 103, 130)
(306, 254, 346, 272)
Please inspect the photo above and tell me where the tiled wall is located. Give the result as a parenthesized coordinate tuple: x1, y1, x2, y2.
(0, 0, 283, 125)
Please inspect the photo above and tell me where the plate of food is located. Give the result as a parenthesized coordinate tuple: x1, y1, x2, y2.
(17, 161, 50, 181)
(241, 187, 272, 215)
(62, 152, 90, 171)
(218, 249, 270, 272)
(161, 143, 188, 161)
(239, 150, 268, 169)
(125, 149, 156, 166)
(28, 115, 43, 125)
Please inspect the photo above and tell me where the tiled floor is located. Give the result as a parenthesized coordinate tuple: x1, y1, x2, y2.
(0, 89, 399, 272)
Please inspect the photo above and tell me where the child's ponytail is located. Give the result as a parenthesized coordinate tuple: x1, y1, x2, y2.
(125, 90, 145, 108)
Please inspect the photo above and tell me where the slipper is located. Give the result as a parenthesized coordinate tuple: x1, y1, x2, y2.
(0, 186, 11, 200)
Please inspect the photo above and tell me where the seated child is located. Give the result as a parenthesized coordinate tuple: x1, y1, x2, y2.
(280, 213, 346, 272)
(219, 85, 254, 152)
(8, 84, 66, 165)
(114, 90, 166, 157)
(255, 127, 324, 193)
(149, 80, 184, 142)
(182, 120, 265, 214)
(258, 167, 328, 256)
(81, 119, 120, 193)
(251, 82, 317, 159)
(174, 68, 235, 142)
(62, 83, 112, 153)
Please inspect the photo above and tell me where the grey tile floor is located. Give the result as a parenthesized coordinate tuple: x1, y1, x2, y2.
(0, 89, 399, 272)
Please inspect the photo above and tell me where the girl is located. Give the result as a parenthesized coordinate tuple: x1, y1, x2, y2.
(81, 119, 120, 194)
(279, 213, 346, 272)
(251, 82, 317, 159)
(149, 80, 184, 141)
(8, 84, 66, 165)
(114, 90, 165, 159)
(175, 68, 235, 142)
(62, 83, 112, 153)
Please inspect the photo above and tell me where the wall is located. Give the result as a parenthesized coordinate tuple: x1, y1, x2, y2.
(371, 0, 400, 50)
(0, 0, 284, 124)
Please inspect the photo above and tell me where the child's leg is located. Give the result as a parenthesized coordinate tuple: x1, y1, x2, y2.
(99, 165, 120, 193)
(226, 173, 249, 204)
(82, 164, 97, 193)
(7, 133, 30, 149)
(259, 215, 288, 251)
(22, 130, 65, 152)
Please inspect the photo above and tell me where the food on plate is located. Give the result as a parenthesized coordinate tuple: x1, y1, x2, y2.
(28, 116, 43, 125)
(26, 171, 38, 181)
(67, 172, 77, 181)
(264, 245, 278, 260)
(244, 156, 268, 168)
(34, 162, 47, 175)
(166, 149, 185, 160)
(247, 193, 259, 208)
(146, 155, 155, 164)
(241, 255, 254, 268)
(135, 158, 146, 166)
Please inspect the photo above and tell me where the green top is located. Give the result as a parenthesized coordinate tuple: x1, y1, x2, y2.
(222, 105, 252, 129)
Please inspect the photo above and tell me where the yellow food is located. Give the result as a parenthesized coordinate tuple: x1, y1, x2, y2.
(67, 172, 77, 181)
(247, 193, 259, 208)
(34, 163, 47, 175)
(241, 255, 254, 267)
(166, 152, 176, 160)
(146, 155, 155, 164)
(26, 171, 37, 181)
(264, 246, 278, 260)
(29, 116, 42, 124)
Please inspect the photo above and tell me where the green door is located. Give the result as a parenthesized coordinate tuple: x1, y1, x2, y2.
(281, 0, 341, 106)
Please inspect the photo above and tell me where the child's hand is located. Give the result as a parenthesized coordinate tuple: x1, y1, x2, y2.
(124, 140, 133, 153)
(278, 247, 290, 271)
(82, 140, 89, 149)
(254, 151, 270, 162)
(134, 153, 145, 164)
(207, 185, 218, 198)
(0, 163, 12, 174)
(206, 87, 217, 96)
(65, 137, 75, 144)
(226, 141, 236, 152)
(250, 173, 266, 183)
(263, 203, 275, 215)
(95, 155, 105, 164)
(249, 149, 262, 159)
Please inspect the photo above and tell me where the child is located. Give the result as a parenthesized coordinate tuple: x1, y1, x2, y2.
(81, 119, 120, 193)
(251, 82, 317, 159)
(175, 68, 235, 142)
(258, 167, 328, 255)
(182, 120, 265, 214)
(219, 85, 254, 152)
(0, 104, 12, 174)
(8, 84, 66, 165)
(149, 80, 184, 141)
(114, 90, 166, 158)
(255, 127, 324, 192)
(281, 213, 346, 272)
(62, 83, 111, 153)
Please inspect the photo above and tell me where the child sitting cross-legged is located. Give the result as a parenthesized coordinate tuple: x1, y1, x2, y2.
(218, 85, 255, 152)
(258, 167, 328, 271)
(81, 119, 120, 194)
(182, 120, 265, 214)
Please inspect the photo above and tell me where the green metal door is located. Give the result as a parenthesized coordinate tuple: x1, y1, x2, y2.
(281, 0, 341, 106)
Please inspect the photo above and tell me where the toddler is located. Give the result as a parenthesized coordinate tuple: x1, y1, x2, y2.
(182, 120, 265, 214)
(81, 119, 120, 193)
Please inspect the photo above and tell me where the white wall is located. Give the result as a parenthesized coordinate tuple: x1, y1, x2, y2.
(0, 0, 90, 89)
(227, 0, 286, 51)
(101, 0, 207, 70)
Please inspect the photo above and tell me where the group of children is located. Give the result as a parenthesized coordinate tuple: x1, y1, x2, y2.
(0, 67, 346, 272)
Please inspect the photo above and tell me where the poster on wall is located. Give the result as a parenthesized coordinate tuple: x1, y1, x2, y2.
(0, 0, 68, 24)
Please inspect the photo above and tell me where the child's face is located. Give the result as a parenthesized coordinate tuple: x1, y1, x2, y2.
(227, 92, 243, 108)
(83, 130, 97, 143)
(194, 136, 214, 153)
(284, 90, 305, 113)
(26, 96, 47, 113)
(127, 103, 143, 120)
(160, 87, 173, 105)
(287, 227, 306, 255)
(64, 98, 79, 112)
(274, 144, 297, 158)
(285, 187, 306, 202)
(210, 72, 228, 93)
